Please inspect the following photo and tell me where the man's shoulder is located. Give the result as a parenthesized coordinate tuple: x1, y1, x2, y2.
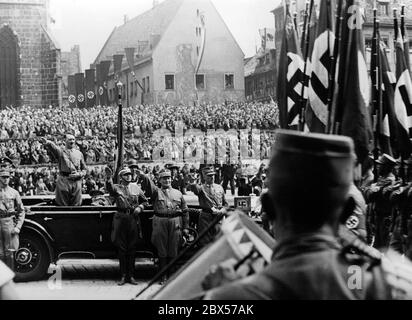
(5, 186, 20, 197)
(170, 187, 183, 197)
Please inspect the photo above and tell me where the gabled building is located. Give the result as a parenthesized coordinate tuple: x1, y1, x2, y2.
(244, 48, 276, 102)
(94, 0, 245, 106)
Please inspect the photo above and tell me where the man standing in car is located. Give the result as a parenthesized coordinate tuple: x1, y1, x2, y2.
(40, 134, 87, 206)
(105, 167, 149, 286)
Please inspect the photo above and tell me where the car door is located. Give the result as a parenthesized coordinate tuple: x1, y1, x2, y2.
(35, 205, 103, 255)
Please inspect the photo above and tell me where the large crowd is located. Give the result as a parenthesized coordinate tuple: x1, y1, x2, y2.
(0, 102, 279, 166)
(0, 102, 278, 196)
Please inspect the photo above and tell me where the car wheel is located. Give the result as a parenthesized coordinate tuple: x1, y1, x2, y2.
(14, 231, 51, 282)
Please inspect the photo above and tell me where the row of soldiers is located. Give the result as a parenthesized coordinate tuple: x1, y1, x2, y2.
(362, 153, 412, 259)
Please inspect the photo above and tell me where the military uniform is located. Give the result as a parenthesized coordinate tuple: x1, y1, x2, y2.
(149, 170, 188, 274)
(344, 183, 367, 241)
(203, 131, 412, 300)
(364, 173, 397, 249)
(0, 170, 25, 269)
(189, 167, 229, 247)
(44, 140, 86, 206)
(204, 234, 392, 300)
(106, 168, 148, 284)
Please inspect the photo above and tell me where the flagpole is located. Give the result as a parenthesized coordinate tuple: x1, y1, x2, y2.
(300, 0, 310, 54)
(401, 4, 406, 39)
(327, 0, 343, 134)
(372, 7, 379, 182)
(298, 0, 314, 132)
(401, 3, 411, 73)
(393, 7, 405, 183)
(114, 81, 124, 183)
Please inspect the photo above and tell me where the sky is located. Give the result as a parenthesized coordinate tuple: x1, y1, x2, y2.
(49, 0, 280, 70)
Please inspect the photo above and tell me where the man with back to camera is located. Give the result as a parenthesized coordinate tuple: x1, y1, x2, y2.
(40, 134, 87, 206)
(202, 130, 412, 300)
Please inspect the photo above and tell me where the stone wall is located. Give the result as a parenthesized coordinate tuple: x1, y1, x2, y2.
(0, 0, 60, 107)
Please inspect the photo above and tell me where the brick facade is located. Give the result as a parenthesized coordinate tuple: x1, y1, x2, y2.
(0, 0, 61, 107)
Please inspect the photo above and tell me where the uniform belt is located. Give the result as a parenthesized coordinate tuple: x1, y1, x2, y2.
(155, 212, 182, 218)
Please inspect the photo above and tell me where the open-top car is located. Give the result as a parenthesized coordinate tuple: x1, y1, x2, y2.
(15, 194, 205, 282)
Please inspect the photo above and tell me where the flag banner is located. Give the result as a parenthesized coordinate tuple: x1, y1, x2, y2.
(333, 0, 372, 163)
(307, 0, 335, 133)
(74, 73, 85, 108)
(67, 75, 76, 108)
(402, 5, 410, 73)
(195, 11, 206, 74)
(152, 211, 275, 300)
(98, 60, 111, 106)
(394, 24, 412, 157)
(380, 42, 412, 157)
(124, 47, 135, 72)
(124, 47, 144, 92)
(277, 5, 305, 129)
(85, 69, 96, 108)
(96, 62, 103, 106)
(259, 28, 276, 50)
(113, 54, 124, 79)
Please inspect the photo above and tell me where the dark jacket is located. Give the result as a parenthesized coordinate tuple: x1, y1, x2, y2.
(204, 233, 392, 300)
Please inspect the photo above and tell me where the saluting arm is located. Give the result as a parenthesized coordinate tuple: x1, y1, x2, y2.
(40, 138, 62, 158)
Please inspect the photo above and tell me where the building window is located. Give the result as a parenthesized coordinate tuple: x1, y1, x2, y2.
(146, 76, 150, 93)
(142, 78, 146, 93)
(197, 46, 199, 56)
(196, 74, 205, 90)
(225, 74, 234, 90)
(379, 3, 389, 16)
(109, 89, 112, 101)
(165, 74, 174, 90)
(134, 81, 138, 96)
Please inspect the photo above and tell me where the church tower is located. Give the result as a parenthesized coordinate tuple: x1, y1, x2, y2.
(0, 0, 61, 108)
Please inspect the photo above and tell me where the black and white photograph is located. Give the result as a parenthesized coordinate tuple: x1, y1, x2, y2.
(0, 0, 412, 305)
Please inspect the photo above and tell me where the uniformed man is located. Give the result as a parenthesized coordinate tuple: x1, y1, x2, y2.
(149, 169, 189, 281)
(189, 166, 229, 247)
(363, 154, 398, 249)
(127, 159, 140, 183)
(388, 158, 412, 257)
(0, 168, 25, 269)
(203, 130, 412, 300)
(105, 167, 149, 286)
(40, 135, 87, 206)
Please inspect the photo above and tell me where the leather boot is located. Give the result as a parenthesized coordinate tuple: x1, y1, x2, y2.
(118, 253, 127, 286)
(158, 257, 168, 284)
(126, 254, 138, 285)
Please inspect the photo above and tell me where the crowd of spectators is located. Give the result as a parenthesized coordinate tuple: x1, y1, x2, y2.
(0, 102, 277, 196)
(0, 102, 279, 166)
